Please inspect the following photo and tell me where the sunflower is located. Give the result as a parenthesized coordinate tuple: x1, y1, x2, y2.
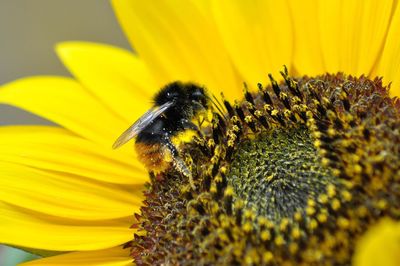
(1, 0, 400, 265)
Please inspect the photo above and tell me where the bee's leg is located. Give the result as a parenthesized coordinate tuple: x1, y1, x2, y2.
(197, 116, 205, 127)
(163, 137, 196, 190)
(182, 120, 204, 139)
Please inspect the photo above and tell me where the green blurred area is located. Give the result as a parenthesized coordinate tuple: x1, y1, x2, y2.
(0, 246, 39, 266)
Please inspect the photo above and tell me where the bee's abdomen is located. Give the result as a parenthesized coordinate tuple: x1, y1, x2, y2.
(135, 142, 172, 173)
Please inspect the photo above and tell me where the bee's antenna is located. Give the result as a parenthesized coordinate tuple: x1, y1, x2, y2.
(210, 94, 227, 120)
(213, 94, 226, 112)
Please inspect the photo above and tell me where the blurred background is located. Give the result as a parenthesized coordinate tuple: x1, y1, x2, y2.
(0, 1, 131, 265)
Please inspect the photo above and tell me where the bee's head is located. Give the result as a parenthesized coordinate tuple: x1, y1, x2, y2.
(154, 82, 186, 106)
(186, 84, 209, 111)
(155, 82, 209, 111)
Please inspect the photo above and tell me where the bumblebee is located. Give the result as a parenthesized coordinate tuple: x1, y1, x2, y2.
(113, 81, 212, 188)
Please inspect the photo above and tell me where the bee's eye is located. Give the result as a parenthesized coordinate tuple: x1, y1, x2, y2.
(191, 90, 205, 101)
(166, 92, 179, 100)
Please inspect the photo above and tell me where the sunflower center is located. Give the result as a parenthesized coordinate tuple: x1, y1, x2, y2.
(228, 127, 336, 220)
(129, 71, 400, 266)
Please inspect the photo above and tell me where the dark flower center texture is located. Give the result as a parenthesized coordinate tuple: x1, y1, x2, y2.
(128, 69, 400, 265)
(228, 127, 339, 221)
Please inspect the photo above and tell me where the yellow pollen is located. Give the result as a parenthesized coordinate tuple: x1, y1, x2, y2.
(264, 104, 272, 111)
(224, 186, 234, 197)
(376, 199, 388, 210)
(245, 249, 260, 265)
(275, 235, 285, 246)
(180, 186, 190, 195)
(291, 227, 301, 239)
(218, 231, 229, 242)
(317, 213, 328, 223)
(327, 184, 336, 197)
(309, 219, 318, 230)
(220, 166, 227, 174)
(279, 92, 288, 100)
(284, 109, 292, 118)
(289, 243, 299, 254)
(353, 164, 362, 174)
(345, 113, 354, 121)
(214, 175, 222, 183)
(318, 194, 329, 204)
(280, 218, 289, 231)
(321, 158, 330, 166)
(263, 252, 273, 262)
(306, 206, 316, 215)
(331, 199, 341, 210)
(356, 206, 368, 217)
(327, 128, 336, 136)
(314, 140, 322, 148)
(294, 211, 302, 221)
(244, 209, 254, 220)
(258, 217, 268, 226)
(254, 110, 263, 117)
(261, 230, 271, 241)
(207, 139, 215, 148)
(341, 190, 352, 201)
(318, 149, 327, 156)
(327, 111, 337, 121)
(230, 115, 239, 123)
(337, 217, 350, 229)
(210, 184, 217, 194)
(234, 200, 244, 209)
(265, 219, 274, 229)
(307, 199, 316, 207)
(232, 125, 240, 132)
(332, 168, 341, 176)
(244, 115, 253, 123)
(350, 154, 360, 163)
(265, 174, 274, 182)
(219, 215, 230, 228)
(243, 222, 252, 233)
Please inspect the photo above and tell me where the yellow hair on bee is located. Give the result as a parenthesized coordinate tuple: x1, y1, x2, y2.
(171, 129, 197, 146)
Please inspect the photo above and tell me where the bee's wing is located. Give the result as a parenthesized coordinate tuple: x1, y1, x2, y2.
(112, 101, 173, 149)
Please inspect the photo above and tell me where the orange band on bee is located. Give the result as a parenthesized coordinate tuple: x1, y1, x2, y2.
(135, 143, 172, 173)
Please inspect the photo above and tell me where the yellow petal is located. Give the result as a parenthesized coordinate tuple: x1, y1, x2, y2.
(289, 0, 325, 76)
(212, 0, 293, 85)
(0, 76, 127, 147)
(20, 246, 132, 266)
(112, 0, 241, 101)
(0, 203, 133, 251)
(353, 219, 400, 266)
(56, 42, 157, 122)
(0, 160, 143, 220)
(318, 0, 394, 75)
(0, 126, 147, 184)
(375, 3, 400, 97)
